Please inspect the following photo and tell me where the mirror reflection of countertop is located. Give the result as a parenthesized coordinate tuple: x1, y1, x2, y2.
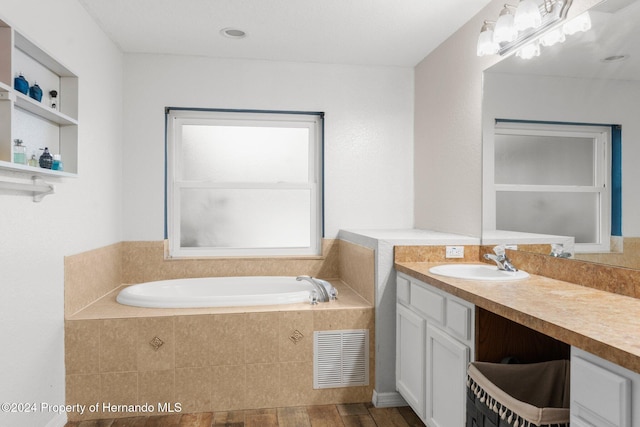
(395, 261, 640, 374)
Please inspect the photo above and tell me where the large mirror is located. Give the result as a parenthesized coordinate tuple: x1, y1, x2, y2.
(481, 0, 640, 268)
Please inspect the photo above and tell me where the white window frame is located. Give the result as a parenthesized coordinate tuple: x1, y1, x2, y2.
(166, 109, 323, 258)
(484, 122, 611, 253)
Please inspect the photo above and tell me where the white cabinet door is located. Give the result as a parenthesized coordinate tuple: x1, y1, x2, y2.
(396, 303, 426, 419)
(571, 354, 631, 427)
(426, 323, 470, 427)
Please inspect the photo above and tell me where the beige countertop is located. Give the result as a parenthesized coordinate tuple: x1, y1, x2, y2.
(395, 261, 640, 374)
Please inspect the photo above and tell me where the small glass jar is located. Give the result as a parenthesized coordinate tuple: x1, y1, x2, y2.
(52, 154, 64, 171)
(27, 153, 38, 168)
(13, 139, 26, 165)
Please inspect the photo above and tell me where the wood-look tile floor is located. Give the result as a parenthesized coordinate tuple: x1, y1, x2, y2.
(64, 403, 426, 427)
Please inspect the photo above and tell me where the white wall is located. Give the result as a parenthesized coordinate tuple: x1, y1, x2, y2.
(412, 1, 501, 238)
(0, 1, 123, 426)
(122, 54, 414, 241)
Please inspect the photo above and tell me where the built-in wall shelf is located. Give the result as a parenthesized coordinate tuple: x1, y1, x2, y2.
(0, 16, 79, 176)
(0, 159, 76, 178)
(14, 91, 78, 126)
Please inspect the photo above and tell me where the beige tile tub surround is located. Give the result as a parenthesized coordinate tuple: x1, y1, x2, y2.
(65, 242, 123, 317)
(338, 240, 375, 304)
(64, 238, 376, 421)
(122, 240, 340, 285)
(65, 239, 342, 317)
(65, 304, 375, 421)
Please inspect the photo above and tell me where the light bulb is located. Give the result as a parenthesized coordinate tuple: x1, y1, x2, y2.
(514, 0, 542, 32)
(494, 7, 518, 44)
(539, 27, 566, 47)
(563, 12, 591, 35)
(516, 40, 541, 59)
(477, 22, 499, 56)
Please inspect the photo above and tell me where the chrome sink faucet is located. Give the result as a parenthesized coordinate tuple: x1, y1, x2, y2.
(483, 245, 518, 272)
(296, 276, 338, 304)
(550, 243, 572, 258)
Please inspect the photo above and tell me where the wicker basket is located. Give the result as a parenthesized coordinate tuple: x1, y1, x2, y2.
(466, 360, 570, 427)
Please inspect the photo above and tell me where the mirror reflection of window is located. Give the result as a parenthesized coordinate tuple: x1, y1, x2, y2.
(166, 109, 324, 258)
(491, 121, 615, 252)
(495, 134, 595, 186)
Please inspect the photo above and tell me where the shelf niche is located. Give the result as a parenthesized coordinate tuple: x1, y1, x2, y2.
(0, 17, 78, 176)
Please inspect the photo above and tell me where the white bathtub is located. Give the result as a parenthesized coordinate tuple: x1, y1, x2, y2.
(116, 276, 316, 308)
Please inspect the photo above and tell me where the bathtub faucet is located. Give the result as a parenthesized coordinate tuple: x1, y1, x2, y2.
(296, 276, 338, 304)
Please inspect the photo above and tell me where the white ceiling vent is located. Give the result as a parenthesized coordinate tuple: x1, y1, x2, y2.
(313, 329, 369, 389)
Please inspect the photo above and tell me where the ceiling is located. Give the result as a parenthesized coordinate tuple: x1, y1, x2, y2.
(76, 0, 492, 67)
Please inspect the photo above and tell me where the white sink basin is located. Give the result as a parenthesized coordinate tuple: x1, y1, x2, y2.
(428, 264, 529, 281)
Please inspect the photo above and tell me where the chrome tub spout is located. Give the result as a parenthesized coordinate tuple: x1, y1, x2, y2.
(296, 275, 338, 304)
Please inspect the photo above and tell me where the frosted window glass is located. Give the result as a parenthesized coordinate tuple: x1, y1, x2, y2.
(496, 192, 598, 243)
(180, 188, 311, 248)
(495, 134, 594, 185)
(180, 125, 309, 182)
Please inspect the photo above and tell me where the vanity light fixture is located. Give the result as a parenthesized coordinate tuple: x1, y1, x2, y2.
(477, 0, 592, 59)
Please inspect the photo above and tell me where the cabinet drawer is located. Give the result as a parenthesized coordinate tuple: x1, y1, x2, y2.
(410, 283, 444, 324)
(397, 275, 411, 305)
(446, 298, 472, 341)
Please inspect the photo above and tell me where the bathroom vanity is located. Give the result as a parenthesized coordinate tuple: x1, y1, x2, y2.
(395, 261, 640, 427)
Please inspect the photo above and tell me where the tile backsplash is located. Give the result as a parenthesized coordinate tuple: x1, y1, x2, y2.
(65, 243, 123, 317)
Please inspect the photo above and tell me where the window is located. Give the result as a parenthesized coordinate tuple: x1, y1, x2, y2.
(166, 108, 323, 257)
(486, 121, 616, 253)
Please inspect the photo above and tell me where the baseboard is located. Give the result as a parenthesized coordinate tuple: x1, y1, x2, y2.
(44, 413, 67, 427)
(371, 390, 408, 408)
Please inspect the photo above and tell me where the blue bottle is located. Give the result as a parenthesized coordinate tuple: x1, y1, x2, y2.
(14, 73, 29, 95)
(52, 154, 64, 171)
(29, 82, 43, 102)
